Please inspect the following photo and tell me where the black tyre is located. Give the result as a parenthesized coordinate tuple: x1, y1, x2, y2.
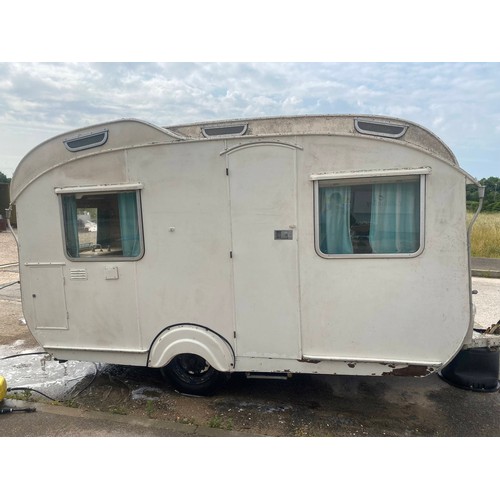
(161, 353, 228, 396)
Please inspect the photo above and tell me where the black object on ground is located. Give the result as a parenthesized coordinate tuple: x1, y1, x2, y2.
(439, 347, 500, 392)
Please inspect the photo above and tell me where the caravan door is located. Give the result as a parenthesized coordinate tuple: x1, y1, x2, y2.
(227, 143, 301, 359)
(56, 187, 144, 360)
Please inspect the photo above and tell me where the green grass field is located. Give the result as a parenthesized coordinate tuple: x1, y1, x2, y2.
(468, 211, 500, 258)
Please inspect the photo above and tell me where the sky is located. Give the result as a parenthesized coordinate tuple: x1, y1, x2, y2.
(1, 2, 499, 185)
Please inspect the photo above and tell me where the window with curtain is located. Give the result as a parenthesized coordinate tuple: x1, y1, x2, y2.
(61, 191, 142, 259)
(317, 176, 422, 256)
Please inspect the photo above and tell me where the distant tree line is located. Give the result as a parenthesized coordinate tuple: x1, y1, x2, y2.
(0, 171, 10, 183)
(466, 177, 500, 212)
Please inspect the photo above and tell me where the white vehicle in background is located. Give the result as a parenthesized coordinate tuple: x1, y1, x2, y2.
(7, 114, 499, 394)
(84, 221, 97, 232)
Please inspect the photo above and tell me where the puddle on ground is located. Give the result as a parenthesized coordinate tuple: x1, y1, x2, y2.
(217, 399, 293, 414)
(131, 386, 164, 401)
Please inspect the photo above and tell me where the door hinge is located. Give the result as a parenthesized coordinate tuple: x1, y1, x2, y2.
(226, 168, 229, 176)
(230, 251, 233, 258)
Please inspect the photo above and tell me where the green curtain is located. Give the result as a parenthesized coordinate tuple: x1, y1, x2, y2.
(96, 208, 112, 248)
(320, 186, 353, 254)
(369, 181, 420, 253)
(62, 195, 79, 257)
(118, 192, 140, 257)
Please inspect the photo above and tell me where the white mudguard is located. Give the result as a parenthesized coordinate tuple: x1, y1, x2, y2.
(148, 325, 234, 372)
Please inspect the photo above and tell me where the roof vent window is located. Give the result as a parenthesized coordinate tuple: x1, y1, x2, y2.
(64, 130, 109, 152)
(354, 119, 407, 139)
(202, 123, 248, 138)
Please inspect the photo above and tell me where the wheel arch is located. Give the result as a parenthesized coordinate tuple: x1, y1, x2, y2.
(147, 324, 235, 372)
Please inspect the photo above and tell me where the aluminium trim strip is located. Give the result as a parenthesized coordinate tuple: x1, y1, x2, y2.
(44, 345, 149, 355)
(24, 262, 66, 267)
(54, 182, 144, 194)
(309, 166, 432, 181)
(302, 354, 442, 367)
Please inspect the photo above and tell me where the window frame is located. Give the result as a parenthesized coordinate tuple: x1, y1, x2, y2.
(63, 129, 109, 152)
(57, 184, 145, 262)
(313, 172, 427, 259)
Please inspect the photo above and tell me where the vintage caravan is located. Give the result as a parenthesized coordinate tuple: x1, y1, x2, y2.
(7, 115, 499, 394)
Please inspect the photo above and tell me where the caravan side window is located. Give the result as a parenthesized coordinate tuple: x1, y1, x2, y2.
(316, 175, 423, 257)
(61, 190, 143, 260)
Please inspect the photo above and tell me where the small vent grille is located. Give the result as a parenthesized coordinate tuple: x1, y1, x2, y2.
(64, 130, 108, 152)
(70, 269, 88, 280)
(202, 123, 248, 138)
(354, 119, 407, 139)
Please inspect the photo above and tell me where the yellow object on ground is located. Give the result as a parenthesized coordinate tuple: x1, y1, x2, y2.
(0, 376, 7, 401)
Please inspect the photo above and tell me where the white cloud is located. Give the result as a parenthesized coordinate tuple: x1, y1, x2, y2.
(0, 62, 499, 180)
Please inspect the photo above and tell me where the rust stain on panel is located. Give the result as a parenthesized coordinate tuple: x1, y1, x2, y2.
(382, 365, 435, 377)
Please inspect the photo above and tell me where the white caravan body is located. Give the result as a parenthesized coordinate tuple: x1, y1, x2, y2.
(10, 115, 481, 382)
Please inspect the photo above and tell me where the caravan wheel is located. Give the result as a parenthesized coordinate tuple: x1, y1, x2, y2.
(161, 353, 228, 396)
